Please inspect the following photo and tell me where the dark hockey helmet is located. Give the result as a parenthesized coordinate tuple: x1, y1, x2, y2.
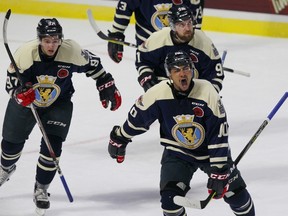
(168, 4, 194, 31)
(164, 50, 194, 76)
(37, 18, 63, 39)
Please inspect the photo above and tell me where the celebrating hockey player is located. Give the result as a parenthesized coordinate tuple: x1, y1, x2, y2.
(107, 0, 205, 63)
(136, 4, 223, 92)
(0, 18, 121, 214)
(107, 51, 255, 216)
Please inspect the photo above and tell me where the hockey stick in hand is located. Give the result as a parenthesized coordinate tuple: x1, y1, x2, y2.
(87, 9, 250, 77)
(173, 50, 226, 208)
(3, 9, 73, 203)
(174, 92, 288, 209)
(87, 9, 137, 48)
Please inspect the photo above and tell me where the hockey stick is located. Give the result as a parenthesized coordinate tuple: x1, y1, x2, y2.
(223, 67, 250, 77)
(87, 9, 137, 48)
(87, 9, 250, 77)
(221, 50, 227, 63)
(221, 50, 250, 77)
(234, 91, 288, 164)
(174, 91, 288, 209)
(3, 9, 73, 203)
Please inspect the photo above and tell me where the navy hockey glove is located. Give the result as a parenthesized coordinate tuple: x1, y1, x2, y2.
(97, 73, 122, 111)
(108, 31, 125, 63)
(109, 126, 131, 163)
(14, 82, 35, 107)
(138, 72, 159, 92)
(207, 165, 230, 199)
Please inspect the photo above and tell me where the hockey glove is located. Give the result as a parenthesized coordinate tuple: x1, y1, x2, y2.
(207, 165, 230, 199)
(138, 72, 159, 92)
(14, 82, 35, 107)
(108, 31, 125, 63)
(96, 73, 122, 111)
(109, 125, 131, 163)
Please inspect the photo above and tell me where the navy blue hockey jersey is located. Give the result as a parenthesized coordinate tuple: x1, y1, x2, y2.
(136, 27, 224, 92)
(119, 79, 230, 167)
(6, 39, 106, 107)
(111, 0, 204, 45)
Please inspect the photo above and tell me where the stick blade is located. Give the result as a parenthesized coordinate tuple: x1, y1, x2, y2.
(174, 192, 215, 209)
(173, 196, 202, 209)
(5, 9, 11, 19)
(87, 9, 101, 34)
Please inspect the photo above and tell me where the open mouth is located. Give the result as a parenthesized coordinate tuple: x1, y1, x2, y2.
(180, 78, 188, 87)
(47, 50, 55, 55)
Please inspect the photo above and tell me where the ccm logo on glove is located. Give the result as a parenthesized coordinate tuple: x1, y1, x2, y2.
(109, 139, 123, 148)
(97, 80, 115, 91)
(210, 173, 229, 180)
(139, 75, 152, 87)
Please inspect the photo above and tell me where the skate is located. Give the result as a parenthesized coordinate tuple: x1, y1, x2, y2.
(0, 165, 16, 187)
(33, 182, 50, 216)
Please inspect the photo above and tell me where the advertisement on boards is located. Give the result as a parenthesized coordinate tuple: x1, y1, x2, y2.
(206, 0, 288, 15)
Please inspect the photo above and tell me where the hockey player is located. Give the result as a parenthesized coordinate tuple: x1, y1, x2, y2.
(108, 0, 205, 63)
(107, 51, 255, 216)
(0, 18, 121, 213)
(136, 4, 223, 92)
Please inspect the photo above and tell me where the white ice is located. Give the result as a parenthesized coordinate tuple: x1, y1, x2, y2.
(0, 13, 288, 216)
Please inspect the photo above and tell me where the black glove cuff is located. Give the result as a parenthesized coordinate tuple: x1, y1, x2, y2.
(209, 165, 230, 176)
(96, 73, 113, 88)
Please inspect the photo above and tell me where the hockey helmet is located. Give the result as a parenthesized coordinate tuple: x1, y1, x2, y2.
(168, 4, 194, 31)
(164, 50, 194, 76)
(37, 18, 63, 39)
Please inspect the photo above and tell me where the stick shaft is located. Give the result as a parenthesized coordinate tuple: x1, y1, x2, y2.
(235, 92, 288, 165)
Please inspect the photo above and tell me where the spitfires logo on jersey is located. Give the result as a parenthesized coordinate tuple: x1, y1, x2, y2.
(151, 3, 172, 30)
(211, 43, 219, 57)
(172, 114, 205, 149)
(33, 75, 61, 107)
(136, 95, 144, 107)
(217, 99, 226, 117)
